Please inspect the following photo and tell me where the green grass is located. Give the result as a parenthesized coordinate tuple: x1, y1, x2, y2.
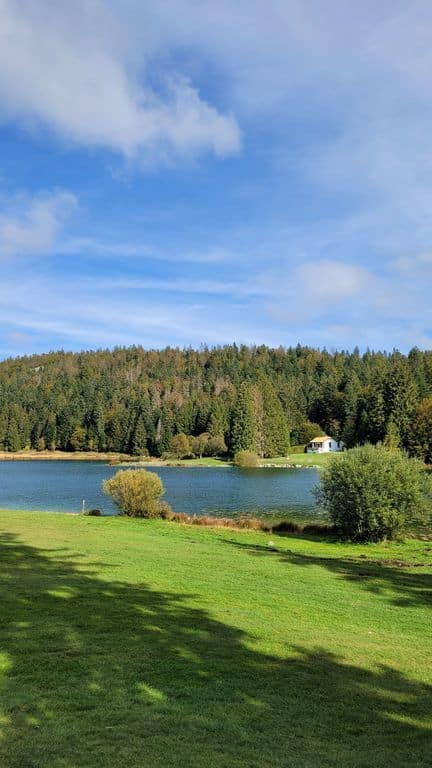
(0, 511, 430, 767)
(164, 453, 336, 468)
(168, 456, 229, 467)
(261, 452, 338, 466)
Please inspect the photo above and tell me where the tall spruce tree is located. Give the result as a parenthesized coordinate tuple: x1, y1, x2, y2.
(384, 358, 417, 447)
(229, 382, 257, 454)
(132, 416, 147, 456)
(260, 377, 290, 457)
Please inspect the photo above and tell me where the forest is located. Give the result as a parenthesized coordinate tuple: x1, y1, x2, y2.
(0, 344, 432, 461)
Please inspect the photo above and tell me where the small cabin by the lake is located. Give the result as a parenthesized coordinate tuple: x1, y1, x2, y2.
(306, 436, 344, 453)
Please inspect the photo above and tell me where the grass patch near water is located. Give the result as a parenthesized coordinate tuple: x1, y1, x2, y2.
(0, 510, 430, 767)
(260, 452, 338, 467)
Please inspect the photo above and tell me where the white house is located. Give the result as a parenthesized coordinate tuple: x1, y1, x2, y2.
(306, 436, 344, 453)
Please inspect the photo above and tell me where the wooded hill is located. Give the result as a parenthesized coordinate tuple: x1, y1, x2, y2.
(1, 344, 432, 461)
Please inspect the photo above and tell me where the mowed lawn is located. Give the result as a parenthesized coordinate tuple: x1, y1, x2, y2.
(0, 512, 431, 768)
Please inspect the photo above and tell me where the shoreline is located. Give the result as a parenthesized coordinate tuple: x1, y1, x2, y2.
(0, 450, 130, 462)
(0, 450, 327, 469)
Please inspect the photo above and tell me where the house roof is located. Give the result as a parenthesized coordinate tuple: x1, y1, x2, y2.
(309, 435, 331, 444)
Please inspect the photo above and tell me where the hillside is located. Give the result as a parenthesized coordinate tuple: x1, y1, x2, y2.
(0, 345, 431, 459)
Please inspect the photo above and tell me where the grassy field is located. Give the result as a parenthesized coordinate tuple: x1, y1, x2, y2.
(154, 453, 336, 468)
(260, 452, 337, 467)
(0, 511, 430, 767)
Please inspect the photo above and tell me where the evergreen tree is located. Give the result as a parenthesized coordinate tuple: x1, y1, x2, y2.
(357, 384, 386, 445)
(341, 375, 361, 448)
(407, 397, 432, 463)
(132, 416, 147, 456)
(229, 382, 257, 454)
(384, 358, 417, 447)
(43, 417, 57, 451)
(69, 425, 86, 451)
(6, 418, 20, 452)
(208, 398, 229, 441)
(260, 377, 290, 457)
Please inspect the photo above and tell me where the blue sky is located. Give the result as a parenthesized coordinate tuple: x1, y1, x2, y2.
(1, 0, 431, 358)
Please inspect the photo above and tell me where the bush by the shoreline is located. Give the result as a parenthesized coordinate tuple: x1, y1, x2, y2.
(315, 444, 431, 542)
(103, 469, 165, 518)
(233, 450, 259, 468)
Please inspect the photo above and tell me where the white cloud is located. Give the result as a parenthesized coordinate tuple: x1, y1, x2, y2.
(0, 0, 240, 160)
(0, 190, 77, 260)
(296, 260, 370, 302)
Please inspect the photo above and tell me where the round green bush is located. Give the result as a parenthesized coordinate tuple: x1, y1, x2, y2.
(314, 444, 430, 541)
(103, 469, 164, 518)
(233, 450, 259, 468)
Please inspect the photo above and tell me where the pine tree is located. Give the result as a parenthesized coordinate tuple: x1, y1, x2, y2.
(208, 398, 229, 440)
(260, 377, 290, 457)
(384, 358, 417, 447)
(341, 375, 361, 447)
(132, 416, 147, 456)
(408, 397, 432, 462)
(6, 418, 20, 452)
(154, 409, 175, 456)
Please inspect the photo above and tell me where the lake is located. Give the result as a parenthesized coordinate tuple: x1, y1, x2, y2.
(0, 461, 324, 521)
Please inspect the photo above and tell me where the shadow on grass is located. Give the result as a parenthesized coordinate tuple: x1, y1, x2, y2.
(226, 540, 432, 609)
(0, 532, 430, 768)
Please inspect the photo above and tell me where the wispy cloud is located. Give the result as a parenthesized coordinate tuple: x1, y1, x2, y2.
(0, 273, 276, 354)
(57, 239, 235, 265)
(0, 0, 240, 162)
(0, 189, 77, 260)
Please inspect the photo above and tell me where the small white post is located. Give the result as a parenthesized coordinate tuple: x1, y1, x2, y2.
(81, 499, 85, 514)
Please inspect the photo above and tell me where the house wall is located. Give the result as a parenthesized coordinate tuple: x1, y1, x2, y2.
(306, 439, 344, 453)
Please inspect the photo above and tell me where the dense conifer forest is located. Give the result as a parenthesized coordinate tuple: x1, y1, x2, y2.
(1, 344, 432, 461)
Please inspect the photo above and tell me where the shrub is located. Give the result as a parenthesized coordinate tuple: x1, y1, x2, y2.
(83, 508, 102, 516)
(190, 433, 210, 458)
(205, 435, 227, 457)
(191, 433, 228, 458)
(292, 421, 325, 446)
(272, 520, 301, 533)
(233, 450, 259, 468)
(170, 511, 189, 523)
(315, 444, 430, 542)
(103, 469, 164, 518)
(158, 500, 174, 520)
(168, 433, 193, 459)
(302, 522, 335, 536)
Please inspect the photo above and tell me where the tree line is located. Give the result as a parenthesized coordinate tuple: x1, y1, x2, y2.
(0, 344, 432, 461)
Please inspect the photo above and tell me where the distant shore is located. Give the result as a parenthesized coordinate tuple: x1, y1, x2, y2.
(0, 449, 334, 468)
(0, 450, 125, 462)
(0, 450, 228, 466)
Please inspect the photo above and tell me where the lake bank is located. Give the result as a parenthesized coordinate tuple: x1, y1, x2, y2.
(0, 510, 430, 767)
(0, 449, 335, 468)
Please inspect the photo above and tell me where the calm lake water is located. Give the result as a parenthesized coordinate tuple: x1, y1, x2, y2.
(0, 461, 324, 520)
